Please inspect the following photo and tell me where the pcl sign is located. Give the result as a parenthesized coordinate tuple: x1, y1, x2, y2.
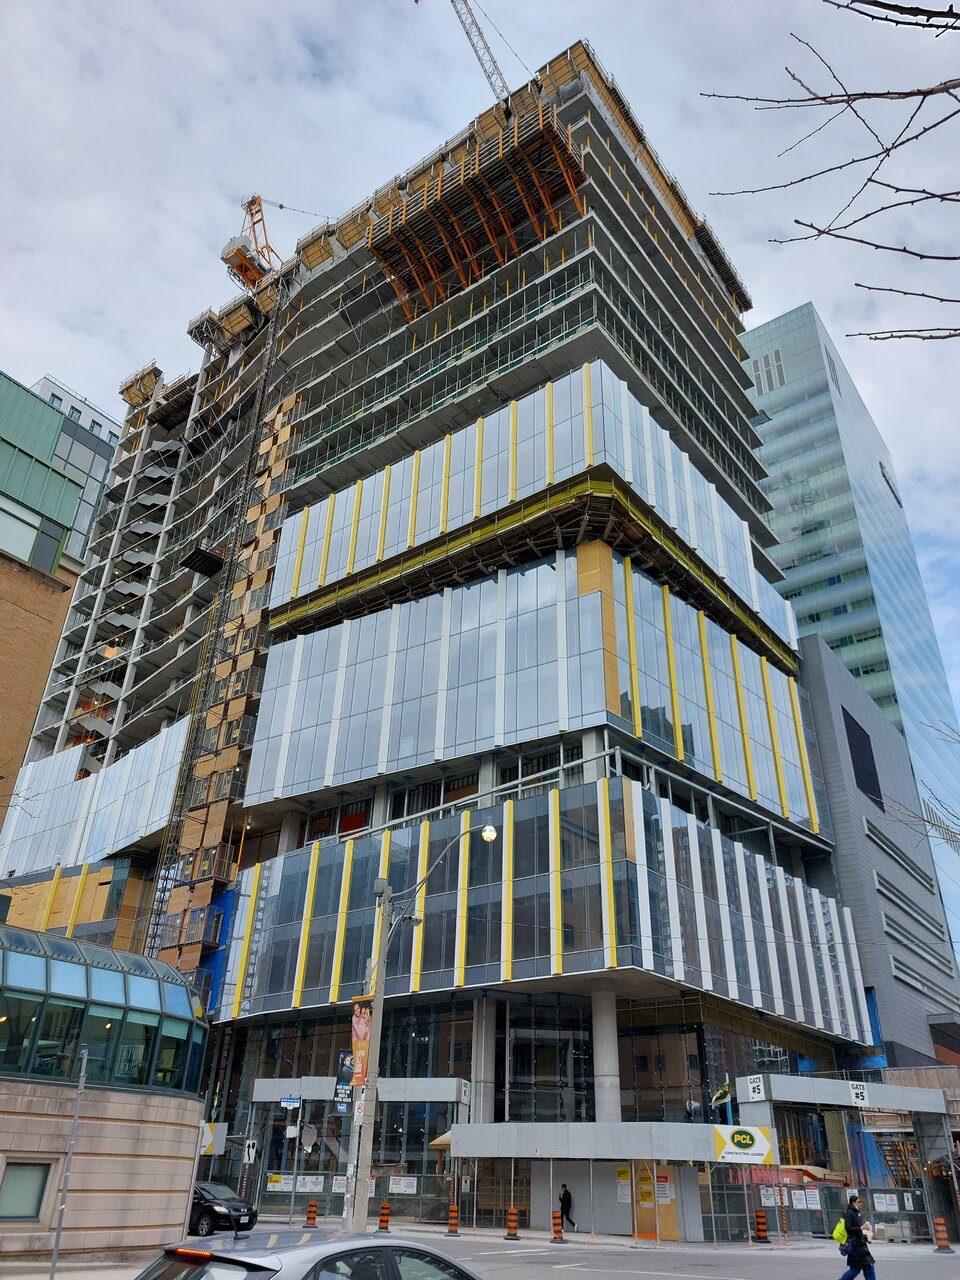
(713, 1125, 774, 1165)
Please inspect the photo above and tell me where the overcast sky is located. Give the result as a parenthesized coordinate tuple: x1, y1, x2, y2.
(2, 0, 957, 711)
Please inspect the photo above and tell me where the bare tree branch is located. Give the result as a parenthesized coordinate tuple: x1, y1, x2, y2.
(848, 326, 960, 338)
(871, 177, 960, 199)
(772, 185, 959, 240)
(825, 0, 960, 33)
(707, 1, 960, 339)
(779, 219, 960, 258)
(703, 74, 960, 109)
(855, 282, 960, 303)
(778, 103, 849, 156)
(710, 103, 960, 197)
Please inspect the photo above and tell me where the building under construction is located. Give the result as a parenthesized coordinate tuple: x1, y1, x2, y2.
(3, 39, 958, 1242)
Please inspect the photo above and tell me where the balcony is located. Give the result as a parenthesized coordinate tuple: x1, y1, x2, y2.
(180, 542, 226, 577)
(182, 907, 224, 951)
(178, 844, 237, 887)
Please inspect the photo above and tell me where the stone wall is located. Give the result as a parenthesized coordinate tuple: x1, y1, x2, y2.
(0, 1077, 204, 1257)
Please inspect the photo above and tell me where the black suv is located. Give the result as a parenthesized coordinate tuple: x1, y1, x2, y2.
(189, 1182, 258, 1236)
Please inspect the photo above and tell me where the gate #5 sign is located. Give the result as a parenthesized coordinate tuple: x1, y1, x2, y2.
(713, 1125, 774, 1164)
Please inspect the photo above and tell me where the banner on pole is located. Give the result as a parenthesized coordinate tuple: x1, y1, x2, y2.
(335, 1050, 353, 1115)
(351, 1001, 372, 1087)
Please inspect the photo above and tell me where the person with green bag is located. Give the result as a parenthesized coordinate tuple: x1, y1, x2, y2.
(834, 1194, 876, 1280)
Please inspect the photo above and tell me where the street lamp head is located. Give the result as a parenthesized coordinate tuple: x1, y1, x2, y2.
(480, 824, 497, 844)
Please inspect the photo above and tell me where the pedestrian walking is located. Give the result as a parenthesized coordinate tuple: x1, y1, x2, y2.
(838, 1194, 876, 1280)
(559, 1183, 576, 1232)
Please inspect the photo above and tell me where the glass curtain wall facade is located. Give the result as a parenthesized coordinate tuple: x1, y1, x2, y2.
(219, 775, 866, 1040)
(744, 303, 960, 964)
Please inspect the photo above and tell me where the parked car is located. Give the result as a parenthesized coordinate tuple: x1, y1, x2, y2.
(134, 1229, 486, 1280)
(189, 1181, 258, 1236)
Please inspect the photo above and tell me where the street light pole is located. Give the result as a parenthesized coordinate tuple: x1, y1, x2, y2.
(348, 823, 497, 1233)
(49, 1046, 87, 1280)
(349, 880, 392, 1233)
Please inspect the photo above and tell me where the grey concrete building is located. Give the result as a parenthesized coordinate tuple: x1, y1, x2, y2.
(799, 634, 960, 1066)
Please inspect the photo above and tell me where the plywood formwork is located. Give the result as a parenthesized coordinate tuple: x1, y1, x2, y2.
(118, 361, 161, 409)
(366, 101, 584, 322)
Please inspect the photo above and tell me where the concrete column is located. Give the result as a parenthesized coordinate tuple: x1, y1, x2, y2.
(471, 996, 498, 1124)
(580, 729, 607, 783)
(477, 753, 497, 806)
(369, 784, 393, 831)
(591, 987, 621, 1123)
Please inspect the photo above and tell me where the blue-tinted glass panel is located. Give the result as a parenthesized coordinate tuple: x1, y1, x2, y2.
(89, 967, 125, 1005)
(126, 975, 161, 1011)
(161, 981, 193, 1018)
(48, 959, 87, 999)
(5, 952, 45, 992)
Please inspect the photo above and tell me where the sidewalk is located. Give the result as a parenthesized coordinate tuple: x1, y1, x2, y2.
(260, 1213, 948, 1255)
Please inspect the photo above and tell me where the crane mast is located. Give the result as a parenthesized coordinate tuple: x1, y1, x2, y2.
(448, 0, 510, 102)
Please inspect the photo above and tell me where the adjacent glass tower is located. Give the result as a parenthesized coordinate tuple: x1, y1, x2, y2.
(744, 302, 960, 963)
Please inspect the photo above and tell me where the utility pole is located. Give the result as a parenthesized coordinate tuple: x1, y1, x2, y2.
(346, 825, 497, 1232)
(49, 1047, 87, 1280)
(350, 880, 392, 1233)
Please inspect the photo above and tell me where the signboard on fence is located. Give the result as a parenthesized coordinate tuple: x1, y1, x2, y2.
(389, 1175, 418, 1195)
(713, 1125, 774, 1165)
(266, 1173, 326, 1193)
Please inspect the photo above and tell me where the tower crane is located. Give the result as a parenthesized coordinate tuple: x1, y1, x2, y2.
(220, 195, 325, 291)
(416, 0, 511, 105)
(221, 194, 282, 290)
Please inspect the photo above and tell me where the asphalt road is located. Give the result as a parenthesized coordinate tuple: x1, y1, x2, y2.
(23, 1230, 952, 1280)
(422, 1232, 949, 1280)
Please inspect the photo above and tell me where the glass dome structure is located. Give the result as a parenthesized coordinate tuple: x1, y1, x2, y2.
(0, 924, 207, 1094)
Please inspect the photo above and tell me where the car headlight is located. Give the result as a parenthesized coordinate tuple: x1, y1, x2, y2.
(211, 1203, 229, 1213)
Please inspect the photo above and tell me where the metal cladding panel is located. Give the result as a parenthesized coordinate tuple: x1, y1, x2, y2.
(450, 1120, 740, 1162)
(0, 370, 66, 462)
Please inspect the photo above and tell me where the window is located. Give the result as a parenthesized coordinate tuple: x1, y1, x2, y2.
(842, 707, 883, 810)
(48, 393, 63, 409)
(750, 348, 786, 395)
(135, 1257, 250, 1279)
(49, 959, 86, 998)
(107, 432, 119, 447)
(4, 950, 45, 991)
(391, 1249, 474, 1280)
(114, 1010, 159, 1085)
(825, 348, 842, 394)
(0, 1161, 50, 1220)
(32, 998, 84, 1078)
(67, 405, 82, 422)
(91, 420, 102, 433)
(153, 1017, 190, 1089)
(311, 1249, 392, 1280)
(0, 991, 43, 1071)
(31, 518, 65, 574)
(80, 1004, 123, 1082)
(127, 975, 161, 1011)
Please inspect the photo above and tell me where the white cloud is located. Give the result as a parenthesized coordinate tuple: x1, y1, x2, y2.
(1, 0, 957, 710)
